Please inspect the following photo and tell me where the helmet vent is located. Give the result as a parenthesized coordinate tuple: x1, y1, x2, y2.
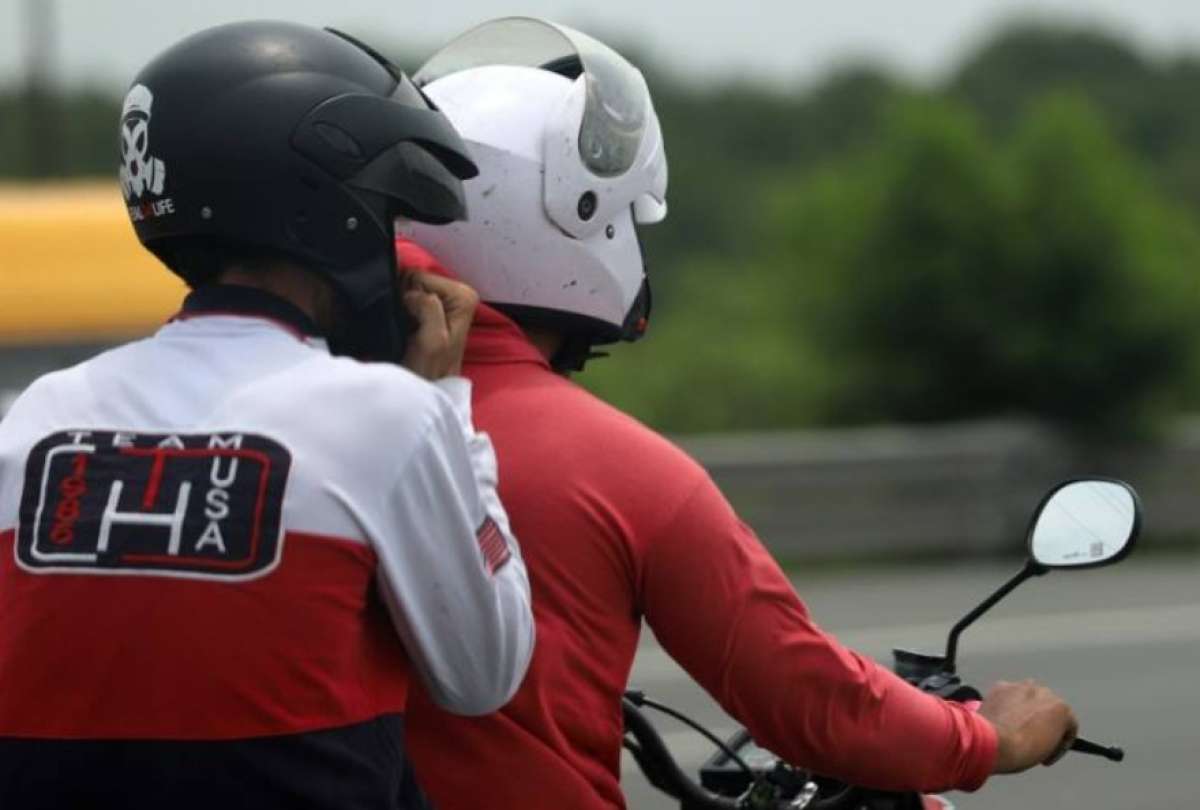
(314, 121, 365, 159)
(577, 191, 597, 221)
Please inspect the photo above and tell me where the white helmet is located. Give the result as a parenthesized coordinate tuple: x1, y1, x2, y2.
(401, 18, 668, 356)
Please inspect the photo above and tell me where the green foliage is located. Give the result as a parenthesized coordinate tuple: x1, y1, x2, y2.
(1001, 96, 1200, 429)
(759, 94, 1200, 433)
(588, 91, 1200, 435)
(772, 98, 1016, 424)
(0, 88, 119, 177)
(587, 25, 1200, 436)
(625, 64, 901, 307)
(950, 22, 1154, 138)
(581, 260, 828, 433)
(950, 23, 1200, 211)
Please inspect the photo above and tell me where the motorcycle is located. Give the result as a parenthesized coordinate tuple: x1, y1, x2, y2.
(623, 478, 1140, 809)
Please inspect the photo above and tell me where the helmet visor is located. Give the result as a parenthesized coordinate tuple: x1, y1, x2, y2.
(415, 17, 648, 177)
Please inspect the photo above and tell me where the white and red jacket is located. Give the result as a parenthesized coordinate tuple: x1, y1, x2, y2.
(0, 285, 533, 809)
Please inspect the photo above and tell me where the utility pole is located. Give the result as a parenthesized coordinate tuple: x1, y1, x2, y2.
(25, 0, 58, 178)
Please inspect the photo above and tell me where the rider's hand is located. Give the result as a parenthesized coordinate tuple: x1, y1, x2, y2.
(399, 271, 479, 380)
(979, 679, 1078, 774)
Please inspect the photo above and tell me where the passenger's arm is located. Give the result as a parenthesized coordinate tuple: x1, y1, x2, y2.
(374, 382, 534, 715)
(638, 478, 996, 793)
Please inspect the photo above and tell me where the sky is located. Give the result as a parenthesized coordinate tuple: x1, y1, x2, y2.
(2, 0, 1200, 92)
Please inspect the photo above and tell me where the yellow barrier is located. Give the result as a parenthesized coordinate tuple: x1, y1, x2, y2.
(0, 183, 186, 345)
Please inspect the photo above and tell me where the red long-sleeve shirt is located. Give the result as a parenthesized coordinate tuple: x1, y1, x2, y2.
(399, 245, 997, 810)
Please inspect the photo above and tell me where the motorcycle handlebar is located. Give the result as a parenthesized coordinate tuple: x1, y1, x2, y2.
(1070, 738, 1125, 762)
(622, 697, 742, 810)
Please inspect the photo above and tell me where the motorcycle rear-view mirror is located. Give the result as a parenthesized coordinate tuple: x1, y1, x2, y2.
(886, 478, 1141, 765)
(1028, 479, 1140, 570)
(942, 477, 1141, 673)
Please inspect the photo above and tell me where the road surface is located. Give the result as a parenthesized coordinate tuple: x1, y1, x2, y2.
(621, 556, 1200, 809)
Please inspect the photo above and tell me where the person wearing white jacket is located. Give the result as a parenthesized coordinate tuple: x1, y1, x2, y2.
(0, 20, 533, 810)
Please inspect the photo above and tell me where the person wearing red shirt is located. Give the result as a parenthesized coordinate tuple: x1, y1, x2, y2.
(399, 18, 1078, 809)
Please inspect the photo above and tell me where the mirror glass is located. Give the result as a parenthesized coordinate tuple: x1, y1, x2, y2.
(1029, 480, 1138, 568)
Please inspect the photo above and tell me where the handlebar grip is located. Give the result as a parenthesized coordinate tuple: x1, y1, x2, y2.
(1070, 737, 1125, 762)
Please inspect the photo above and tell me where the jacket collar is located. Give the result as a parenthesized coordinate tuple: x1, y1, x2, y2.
(175, 284, 323, 341)
(396, 235, 550, 370)
(465, 303, 551, 370)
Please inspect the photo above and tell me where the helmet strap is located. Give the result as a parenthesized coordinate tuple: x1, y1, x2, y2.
(550, 335, 609, 374)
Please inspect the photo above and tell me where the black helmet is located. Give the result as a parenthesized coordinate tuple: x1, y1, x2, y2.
(118, 20, 478, 359)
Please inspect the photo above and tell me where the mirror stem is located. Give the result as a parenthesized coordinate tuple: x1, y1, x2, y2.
(944, 559, 1045, 673)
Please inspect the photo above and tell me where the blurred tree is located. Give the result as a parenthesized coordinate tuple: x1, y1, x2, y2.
(0, 92, 37, 177)
(641, 65, 900, 306)
(756, 94, 1200, 434)
(1000, 95, 1200, 430)
(950, 23, 1200, 210)
(950, 23, 1152, 138)
(800, 66, 900, 158)
(769, 97, 1017, 425)
(1155, 56, 1200, 211)
(584, 67, 901, 431)
(0, 89, 118, 177)
(581, 257, 828, 433)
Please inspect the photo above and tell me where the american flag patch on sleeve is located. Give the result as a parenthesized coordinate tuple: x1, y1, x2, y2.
(476, 517, 511, 574)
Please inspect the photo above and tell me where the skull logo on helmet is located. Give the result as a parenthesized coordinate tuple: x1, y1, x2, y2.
(119, 84, 167, 201)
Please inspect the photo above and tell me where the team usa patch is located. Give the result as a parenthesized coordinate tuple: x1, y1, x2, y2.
(476, 517, 511, 575)
(17, 430, 291, 580)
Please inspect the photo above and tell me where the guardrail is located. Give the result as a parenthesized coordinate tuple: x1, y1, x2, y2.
(676, 420, 1195, 560)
